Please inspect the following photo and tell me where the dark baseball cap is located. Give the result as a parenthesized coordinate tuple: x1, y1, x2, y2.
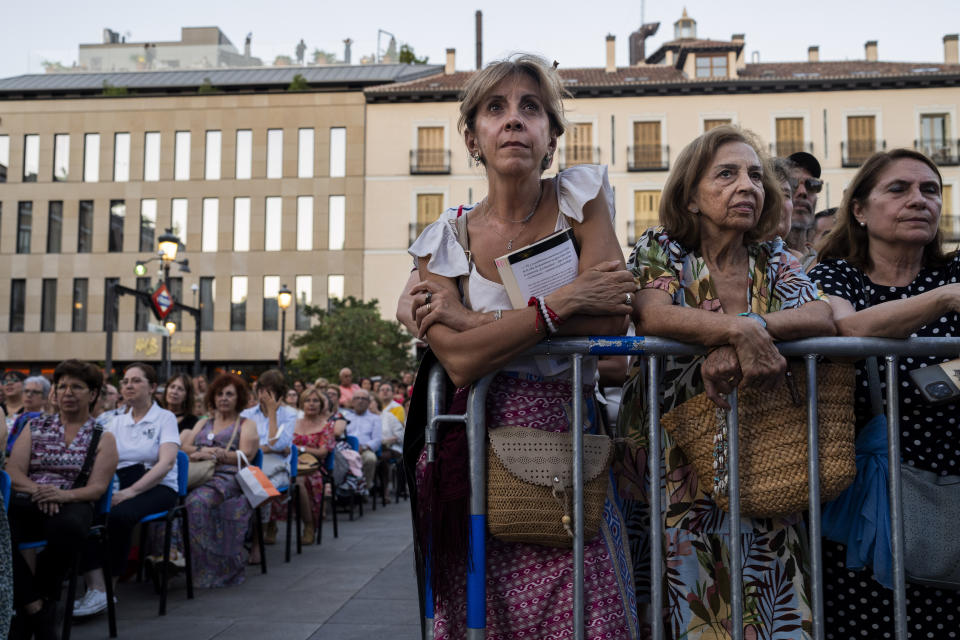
(788, 151, 821, 178)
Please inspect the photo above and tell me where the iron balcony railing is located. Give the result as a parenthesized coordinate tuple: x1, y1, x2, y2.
(421, 335, 960, 640)
(914, 138, 960, 166)
(558, 145, 600, 170)
(769, 140, 813, 158)
(410, 149, 451, 175)
(626, 144, 670, 171)
(842, 139, 886, 167)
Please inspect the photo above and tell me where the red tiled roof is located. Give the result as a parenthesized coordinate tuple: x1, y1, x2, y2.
(646, 38, 744, 65)
(740, 60, 960, 80)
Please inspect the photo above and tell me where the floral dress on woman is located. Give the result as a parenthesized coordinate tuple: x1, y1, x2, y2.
(618, 227, 826, 639)
(272, 420, 336, 524)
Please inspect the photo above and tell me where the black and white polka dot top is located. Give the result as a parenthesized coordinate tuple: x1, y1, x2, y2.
(809, 256, 960, 475)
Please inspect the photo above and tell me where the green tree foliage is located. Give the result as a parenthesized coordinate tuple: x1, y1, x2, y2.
(312, 48, 337, 64)
(101, 81, 129, 96)
(289, 296, 414, 381)
(399, 44, 429, 64)
(287, 73, 310, 91)
(274, 54, 294, 66)
(197, 77, 222, 93)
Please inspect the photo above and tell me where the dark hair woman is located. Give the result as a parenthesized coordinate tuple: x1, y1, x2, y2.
(162, 373, 198, 433)
(6, 360, 118, 638)
(809, 148, 960, 639)
(403, 54, 639, 638)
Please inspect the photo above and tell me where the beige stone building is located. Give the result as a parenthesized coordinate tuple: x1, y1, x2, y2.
(363, 13, 960, 323)
(0, 63, 440, 374)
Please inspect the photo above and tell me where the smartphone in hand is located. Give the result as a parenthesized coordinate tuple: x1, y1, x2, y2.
(909, 358, 960, 404)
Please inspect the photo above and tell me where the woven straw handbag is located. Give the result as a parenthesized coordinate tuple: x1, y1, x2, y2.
(660, 361, 857, 518)
(487, 426, 612, 548)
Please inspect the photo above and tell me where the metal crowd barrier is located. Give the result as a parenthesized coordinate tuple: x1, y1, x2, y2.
(421, 336, 960, 640)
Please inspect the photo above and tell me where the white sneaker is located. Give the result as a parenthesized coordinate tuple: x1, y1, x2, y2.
(72, 589, 95, 612)
(73, 589, 110, 617)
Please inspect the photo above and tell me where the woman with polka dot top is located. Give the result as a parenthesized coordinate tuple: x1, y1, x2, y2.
(809, 148, 960, 639)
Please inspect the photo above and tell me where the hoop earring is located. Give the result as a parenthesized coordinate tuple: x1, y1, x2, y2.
(541, 154, 553, 171)
(472, 151, 482, 167)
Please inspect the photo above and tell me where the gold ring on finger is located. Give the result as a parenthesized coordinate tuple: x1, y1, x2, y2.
(425, 303, 432, 313)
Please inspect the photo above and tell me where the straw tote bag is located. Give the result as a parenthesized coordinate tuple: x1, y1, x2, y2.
(660, 360, 857, 518)
(487, 426, 612, 548)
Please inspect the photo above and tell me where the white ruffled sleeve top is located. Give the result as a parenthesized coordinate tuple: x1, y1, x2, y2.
(407, 164, 615, 380)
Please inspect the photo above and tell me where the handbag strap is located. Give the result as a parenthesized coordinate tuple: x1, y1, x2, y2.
(452, 205, 472, 309)
(856, 268, 886, 417)
(72, 422, 104, 490)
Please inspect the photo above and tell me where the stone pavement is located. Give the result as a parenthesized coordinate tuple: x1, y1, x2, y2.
(69, 498, 422, 640)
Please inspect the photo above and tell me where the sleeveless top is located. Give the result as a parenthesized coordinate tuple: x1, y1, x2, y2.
(28, 413, 98, 489)
(194, 418, 242, 473)
(408, 164, 615, 381)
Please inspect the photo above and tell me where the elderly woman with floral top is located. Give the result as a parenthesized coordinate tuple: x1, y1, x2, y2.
(619, 125, 836, 638)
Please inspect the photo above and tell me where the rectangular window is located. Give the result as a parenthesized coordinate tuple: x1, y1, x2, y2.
(775, 117, 804, 157)
(72, 278, 88, 332)
(940, 184, 957, 238)
(267, 129, 283, 179)
(200, 277, 215, 331)
(415, 126, 445, 172)
(329, 127, 346, 177)
(140, 199, 157, 252)
(0, 134, 9, 182)
(202, 198, 219, 252)
(47, 201, 63, 253)
(846, 115, 876, 165)
(633, 190, 662, 243)
(23, 134, 39, 182)
(9, 279, 25, 332)
(174, 131, 191, 181)
(83, 133, 100, 182)
(696, 54, 728, 78)
(295, 275, 311, 330)
(235, 130, 252, 180)
(135, 276, 151, 331)
(103, 277, 119, 331)
(263, 275, 279, 331)
(171, 198, 188, 241)
(630, 121, 663, 170)
(167, 277, 182, 327)
(53, 133, 70, 181)
(265, 196, 282, 251)
(78, 201, 93, 253)
(920, 114, 951, 163)
(296, 196, 313, 250)
(143, 132, 160, 181)
(205, 130, 221, 180)
(328, 195, 345, 250)
(233, 197, 250, 252)
(565, 123, 593, 167)
(416, 194, 443, 237)
(16, 201, 32, 254)
(327, 274, 344, 309)
(113, 132, 130, 182)
(298, 128, 314, 178)
(41, 278, 56, 332)
(108, 199, 125, 252)
(703, 118, 732, 131)
(231, 276, 247, 331)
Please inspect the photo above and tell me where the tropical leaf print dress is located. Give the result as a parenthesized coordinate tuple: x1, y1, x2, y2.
(617, 228, 826, 639)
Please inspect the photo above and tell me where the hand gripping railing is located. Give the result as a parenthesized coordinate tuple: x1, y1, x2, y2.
(421, 336, 960, 640)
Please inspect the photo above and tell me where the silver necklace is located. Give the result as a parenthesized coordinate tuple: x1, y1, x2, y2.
(485, 182, 544, 250)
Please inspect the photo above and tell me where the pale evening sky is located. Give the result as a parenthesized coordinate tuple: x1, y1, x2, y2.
(1, 0, 957, 80)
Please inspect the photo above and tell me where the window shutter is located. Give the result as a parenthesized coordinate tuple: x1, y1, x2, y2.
(416, 194, 444, 235)
(704, 119, 732, 131)
(940, 184, 956, 239)
(633, 190, 662, 237)
(775, 118, 803, 156)
(416, 127, 444, 171)
(847, 116, 876, 162)
(633, 122, 661, 168)
(567, 123, 593, 165)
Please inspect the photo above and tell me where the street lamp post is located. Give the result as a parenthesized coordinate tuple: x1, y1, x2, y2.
(277, 283, 293, 372)
(158, 229, 180, 381)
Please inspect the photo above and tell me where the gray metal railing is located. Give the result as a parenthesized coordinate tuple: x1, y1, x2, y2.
(421, 335, 960, 640)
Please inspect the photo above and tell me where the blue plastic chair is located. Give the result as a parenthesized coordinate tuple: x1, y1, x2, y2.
(319, 447, 339, 541)
(136, 450, 195, 619)
(0, 470, 9, 509)
(15, 478, 115, 640)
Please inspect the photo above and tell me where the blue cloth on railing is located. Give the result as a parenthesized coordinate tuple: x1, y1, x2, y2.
(822, 414, 893, 589)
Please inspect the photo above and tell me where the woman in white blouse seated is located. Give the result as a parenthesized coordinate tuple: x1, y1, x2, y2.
(401, 54, 639, 639)
(73, 363, 179, 617)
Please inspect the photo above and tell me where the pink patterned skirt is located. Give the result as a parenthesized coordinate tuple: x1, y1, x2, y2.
(421, 375, 639, 640)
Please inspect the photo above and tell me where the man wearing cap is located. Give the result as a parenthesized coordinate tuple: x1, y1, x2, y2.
(785, 151, 823, 259)
(1, 370, 27, 417)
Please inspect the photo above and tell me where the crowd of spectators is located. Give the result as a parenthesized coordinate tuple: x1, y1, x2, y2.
(0, 361, 412, 638)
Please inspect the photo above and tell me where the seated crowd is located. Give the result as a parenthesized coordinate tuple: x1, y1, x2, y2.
(0, 360, 412, 637)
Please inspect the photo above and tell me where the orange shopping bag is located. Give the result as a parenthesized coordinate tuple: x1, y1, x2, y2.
(236, 451, 281, 508)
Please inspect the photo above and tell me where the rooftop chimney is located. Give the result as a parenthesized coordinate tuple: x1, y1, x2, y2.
(476, 11, 483, 70)
(605, 34, 616, 73)
(731, 33, 744, 42)
(445, 48, 456, 75)
(808, 46, 820, 62)
(731, 33, 745, 69)
(343, 38, 352, 64)
(865, 40, 878, 62)
(945, 34, 959, 64)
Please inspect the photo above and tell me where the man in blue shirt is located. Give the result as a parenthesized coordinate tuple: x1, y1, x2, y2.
(240, 369, 296, 544)
(341, 389, 381, 488)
